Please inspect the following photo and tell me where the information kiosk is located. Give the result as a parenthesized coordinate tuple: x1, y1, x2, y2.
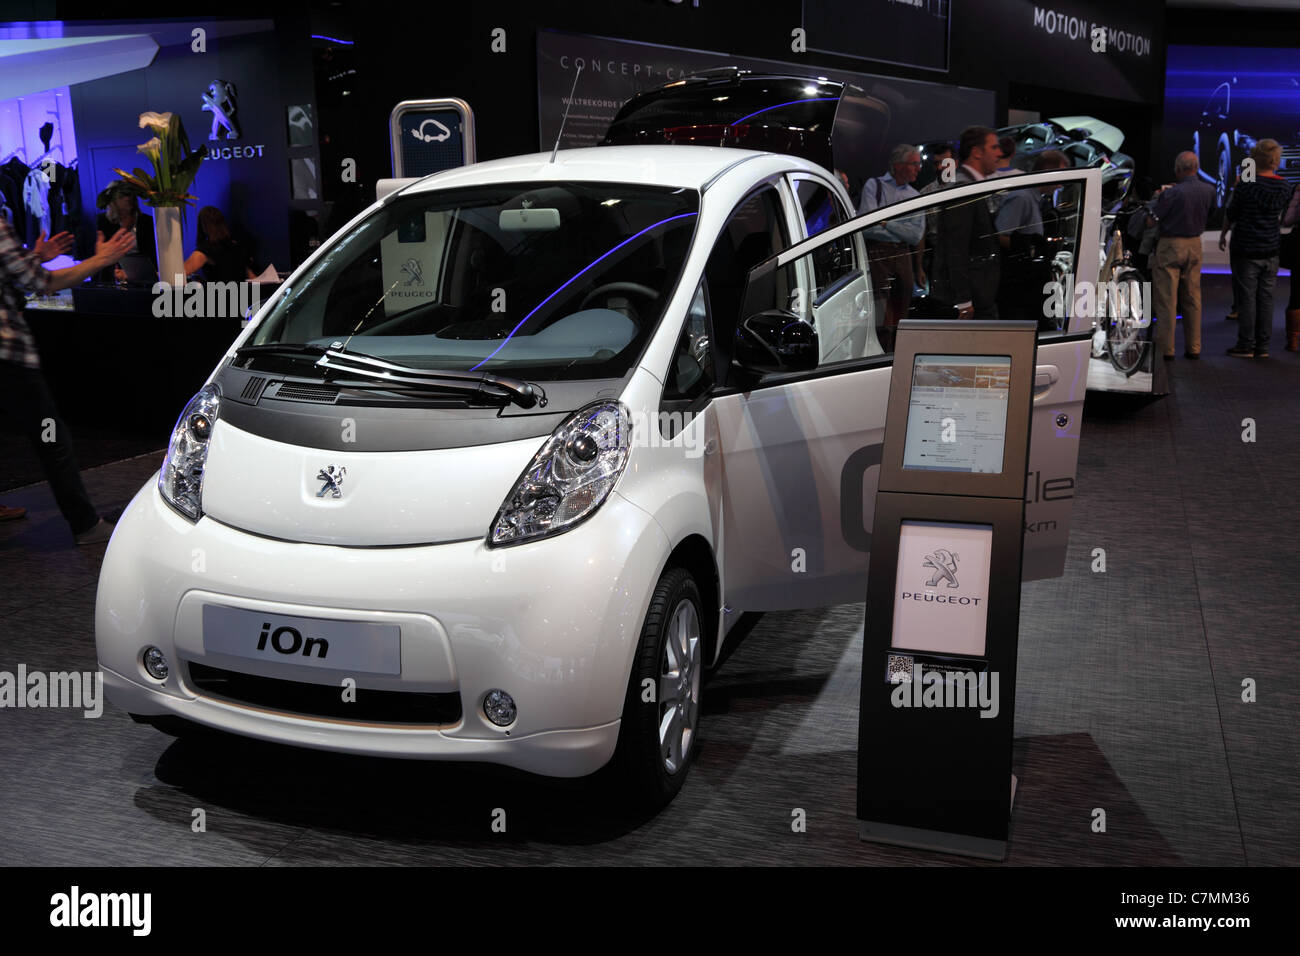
(857, 319, 1038, 860)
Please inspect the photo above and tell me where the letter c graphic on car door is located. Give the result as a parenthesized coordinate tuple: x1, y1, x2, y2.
(840, 443, 883, 553)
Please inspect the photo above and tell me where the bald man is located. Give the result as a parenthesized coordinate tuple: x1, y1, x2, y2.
(1147, 151, 1216, 359)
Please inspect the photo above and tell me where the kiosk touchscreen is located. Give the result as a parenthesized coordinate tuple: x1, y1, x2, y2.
(858, 320, 1038, 860)
(902, 354, 1010, 474)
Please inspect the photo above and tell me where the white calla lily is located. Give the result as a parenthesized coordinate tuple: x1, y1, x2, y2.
(136, 136, 163, 162)
(138, 111, 174, 133)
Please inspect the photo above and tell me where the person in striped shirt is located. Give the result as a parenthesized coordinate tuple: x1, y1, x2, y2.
(1, 217, 135, 541)
(1220, 139, 1296, 358)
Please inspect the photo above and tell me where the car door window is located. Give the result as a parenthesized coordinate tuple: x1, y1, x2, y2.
(886, 177, 1085, 337)
(792, 177, 846, 239)
(737, 173, 1090, 378)
(663, 279, 713, 405)
(703, 184, 791, 373)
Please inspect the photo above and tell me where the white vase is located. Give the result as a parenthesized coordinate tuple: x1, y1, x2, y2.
(153, 206, 185, 289)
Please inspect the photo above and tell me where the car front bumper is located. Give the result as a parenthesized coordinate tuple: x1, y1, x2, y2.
(94, 481, 669, 777)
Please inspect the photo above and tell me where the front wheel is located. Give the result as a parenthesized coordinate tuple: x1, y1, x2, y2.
(1107, 275, 1148, 375)
(610, 566, 704, 808)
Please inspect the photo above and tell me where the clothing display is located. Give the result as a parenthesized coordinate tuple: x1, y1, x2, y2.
(0, 152, 82, 244)
(0, 157, 31, 244)
(24, 166, 51, 238)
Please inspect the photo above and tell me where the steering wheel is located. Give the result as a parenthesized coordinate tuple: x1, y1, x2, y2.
(580, 282, 660, 311)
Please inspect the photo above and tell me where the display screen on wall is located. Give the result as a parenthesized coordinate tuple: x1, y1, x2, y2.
(537, 29, 994, 180)
(1164, 44, 1300, 226)
(803, 0, 949, 73)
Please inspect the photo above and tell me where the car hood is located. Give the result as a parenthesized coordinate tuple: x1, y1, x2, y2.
(200, 418, 542, 546)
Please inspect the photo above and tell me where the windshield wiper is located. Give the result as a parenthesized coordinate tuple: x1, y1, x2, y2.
(314, 346, 548, 410)
(234, 342, 331, 361)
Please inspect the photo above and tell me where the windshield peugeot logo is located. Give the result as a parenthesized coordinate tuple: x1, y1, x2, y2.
(923, 549, 959, 588)
(401, 257, 424, 286)
(316, 465, 347, 499)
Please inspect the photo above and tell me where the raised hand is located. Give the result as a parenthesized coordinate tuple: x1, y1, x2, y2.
(32, 230, 75, 262)
(97, 228, 139, 264)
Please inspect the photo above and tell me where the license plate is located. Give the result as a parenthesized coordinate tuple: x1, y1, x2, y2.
(201, 605, 401, 675)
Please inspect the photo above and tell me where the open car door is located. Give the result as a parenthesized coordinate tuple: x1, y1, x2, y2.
(710, 167, 1100, 613)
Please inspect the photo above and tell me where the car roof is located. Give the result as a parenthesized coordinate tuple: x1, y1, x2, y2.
(397, 145, 818, 194)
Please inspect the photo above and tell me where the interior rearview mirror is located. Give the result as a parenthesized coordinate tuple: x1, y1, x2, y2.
(499, 208, 562, 231)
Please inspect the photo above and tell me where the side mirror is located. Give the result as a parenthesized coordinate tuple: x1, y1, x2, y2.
(733, 309, 819, 376)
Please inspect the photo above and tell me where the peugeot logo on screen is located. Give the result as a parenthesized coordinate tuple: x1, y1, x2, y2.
(922, 549, 959, 588)
(316, 465, 347, 499)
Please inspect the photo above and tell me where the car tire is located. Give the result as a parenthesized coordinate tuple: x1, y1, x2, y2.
(1216, 133, 1231, 208)
(610, 565, 704, 808)
(1107, 274, 1147, 376)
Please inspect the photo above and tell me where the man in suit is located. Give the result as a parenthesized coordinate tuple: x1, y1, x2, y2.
(930, 126, 1003, 319)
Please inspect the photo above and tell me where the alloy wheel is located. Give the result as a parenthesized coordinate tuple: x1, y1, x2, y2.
(658, 598, 701, 775)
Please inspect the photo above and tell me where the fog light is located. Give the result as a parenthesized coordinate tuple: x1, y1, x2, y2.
(483, 689, 516, 727)
(143, 646, 169, 681)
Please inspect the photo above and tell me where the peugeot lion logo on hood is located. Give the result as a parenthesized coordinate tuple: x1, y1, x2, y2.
(316, 465, 347, 499)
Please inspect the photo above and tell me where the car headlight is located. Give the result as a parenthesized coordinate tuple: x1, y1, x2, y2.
(158, 384, 221, 521)
(489, 401, 630, 547)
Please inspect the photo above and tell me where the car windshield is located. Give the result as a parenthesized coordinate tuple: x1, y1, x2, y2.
(249, 181, 699, 381)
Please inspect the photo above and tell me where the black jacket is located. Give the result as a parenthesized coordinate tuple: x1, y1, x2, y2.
(930, 166, 1001, 318)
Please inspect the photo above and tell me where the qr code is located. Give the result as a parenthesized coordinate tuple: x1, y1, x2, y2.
(887, 654, 915, 684)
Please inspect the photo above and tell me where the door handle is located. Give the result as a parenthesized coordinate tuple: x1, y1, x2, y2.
(704, 438, 718, 457)
(1034, 364, 1060, 398)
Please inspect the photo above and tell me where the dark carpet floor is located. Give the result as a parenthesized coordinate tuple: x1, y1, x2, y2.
(0, 275, 1295, 865)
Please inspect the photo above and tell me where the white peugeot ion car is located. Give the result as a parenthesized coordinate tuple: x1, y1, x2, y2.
(96, 144, 1101, 806)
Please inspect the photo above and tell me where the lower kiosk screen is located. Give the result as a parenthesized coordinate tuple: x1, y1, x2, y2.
(892, 520, 993, 657)
(902, 354, 1011, 474)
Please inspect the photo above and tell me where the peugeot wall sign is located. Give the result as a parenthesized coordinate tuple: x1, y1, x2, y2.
(201, 79, 267, 160)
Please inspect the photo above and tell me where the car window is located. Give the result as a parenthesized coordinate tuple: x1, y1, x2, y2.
(792, 177, 846, 238)
(892, 178, 1085, 337)
(747, 220, 882, 368)
(704, 184, 790, 337)
(738, 176, 1089, 377)
(248, 181, 699, 382)
(663, 279, 713, 405)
